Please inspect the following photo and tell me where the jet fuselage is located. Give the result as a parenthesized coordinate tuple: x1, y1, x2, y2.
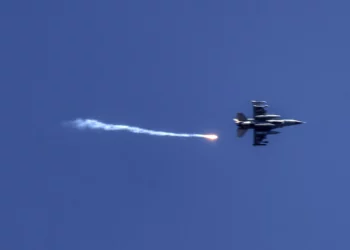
(235, 100, 305, 146)
(234, 119, 304, 130)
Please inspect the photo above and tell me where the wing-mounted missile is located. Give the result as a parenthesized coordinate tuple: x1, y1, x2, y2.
(251, 100, 267, 104)
(252, 101, 268, 107)
(253, 104, 269, 108)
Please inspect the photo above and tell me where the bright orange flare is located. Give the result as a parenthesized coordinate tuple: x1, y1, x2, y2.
(205, 134, 218, 140)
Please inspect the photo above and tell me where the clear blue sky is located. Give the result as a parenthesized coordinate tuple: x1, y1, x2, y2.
(1, 0, 350, 249)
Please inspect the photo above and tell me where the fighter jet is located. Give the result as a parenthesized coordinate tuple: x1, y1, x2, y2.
(234, 100, 305, 146)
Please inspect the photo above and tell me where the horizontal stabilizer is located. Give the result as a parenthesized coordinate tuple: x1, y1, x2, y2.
(236, 112, 247, 121)
(237, 128, 248, 138)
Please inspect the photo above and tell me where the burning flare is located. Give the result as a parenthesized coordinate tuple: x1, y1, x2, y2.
(205, 134, 218, 140)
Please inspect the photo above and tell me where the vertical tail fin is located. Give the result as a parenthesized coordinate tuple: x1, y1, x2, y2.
(236, 112, 247, 121)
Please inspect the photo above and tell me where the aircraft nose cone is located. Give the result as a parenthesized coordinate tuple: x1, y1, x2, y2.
(296, 120, 305, 124)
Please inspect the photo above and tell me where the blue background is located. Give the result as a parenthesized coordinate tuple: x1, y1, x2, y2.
(1, 0, 349, 249)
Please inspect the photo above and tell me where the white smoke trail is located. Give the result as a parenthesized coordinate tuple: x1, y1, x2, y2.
(66, 119, 218, 140)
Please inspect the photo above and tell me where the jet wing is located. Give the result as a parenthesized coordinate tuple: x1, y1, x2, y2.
(252, 100, 268, 117)
(253, 129, 268, 146)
